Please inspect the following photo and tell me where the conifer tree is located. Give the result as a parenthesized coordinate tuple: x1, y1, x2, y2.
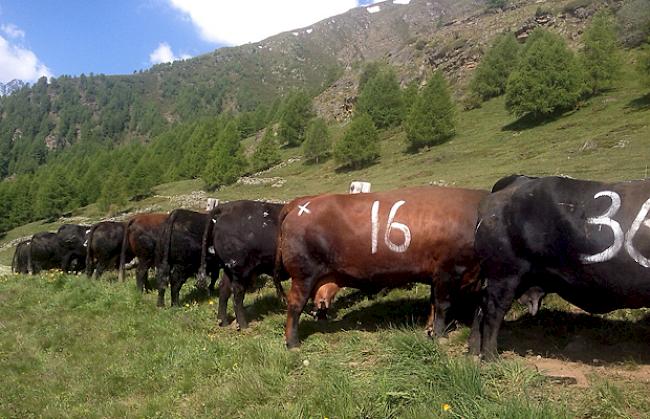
(580, 11, 621, 95)
(35, 168, 72, 220)
(334, 113, 380, 169)
(470, 32, 520, 100)
(97, 168, 127, 214)
(251, 128, 281, 172)
(505, 29, 585, 118)
(405, 72, 456, 150)
(303, 118, 331, 164)
(202, 120, 247, 190)
(278, 91, 313, 147)
(356, 66, 404, 129)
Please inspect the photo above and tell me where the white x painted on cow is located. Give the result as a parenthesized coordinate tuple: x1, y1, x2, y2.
(298, 202, 311, 216)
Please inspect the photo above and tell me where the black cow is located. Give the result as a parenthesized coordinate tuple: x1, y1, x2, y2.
(155, 209, 219, 307)
(196, 200, 286, 329)
(56, 224, 90, 272)
(473, 175, 650, 359)
(11, 240, 31, 274)
(29, 232, 66, 274)
(86, 221, 131, 279)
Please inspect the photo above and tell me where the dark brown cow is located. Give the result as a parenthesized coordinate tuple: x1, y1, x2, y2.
(118, 213, 168, 291)
(275, 186, 487, 348)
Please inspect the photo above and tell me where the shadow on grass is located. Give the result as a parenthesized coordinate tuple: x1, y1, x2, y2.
(626, 93, 650, 112)
(499, 309, 650, 365)
(501, 110, 570, 132)
(298, 296, 431, 342)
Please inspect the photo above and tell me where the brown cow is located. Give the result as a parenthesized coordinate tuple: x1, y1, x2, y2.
(118, 213, 169, 292)
(275, 186, 487, 348)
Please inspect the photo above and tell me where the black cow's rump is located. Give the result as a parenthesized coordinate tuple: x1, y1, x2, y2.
(197, 200, 286, 329)
(474, 175, 650, 358)
(12, 240, 31, 273)
(86, 221, 130, 279)
(155, 209, 219, 307)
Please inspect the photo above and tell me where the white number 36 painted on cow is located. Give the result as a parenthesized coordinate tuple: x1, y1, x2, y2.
(581, 191, 650, 268)
(371, 200, 412, 254)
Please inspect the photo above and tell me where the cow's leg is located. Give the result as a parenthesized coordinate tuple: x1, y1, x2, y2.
(425, 272, 453, 339)
(135, 265, 147, 293)
(61, 253, 72, 272)
(467, 306, 483, 356)
(433, 273, 454, 338)
(231, 275, 249, 330)
(208, 275, 217, 297)
(157, 287, 166, 307)
(170, 269, 184, 307)
(480, 275, 519, 360)
(285, 279, 311, 349)
(217, 273, 232, 327)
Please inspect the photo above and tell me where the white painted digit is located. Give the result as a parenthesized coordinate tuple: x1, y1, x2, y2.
(370, 200, 411, 254)
(624, 197, 650, 268)
(371, 201, 380, 254)
(581, 191, 624, 264)
(384, 200, 411, 253)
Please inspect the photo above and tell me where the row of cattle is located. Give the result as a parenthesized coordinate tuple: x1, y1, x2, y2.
(11, 175, 650, 359)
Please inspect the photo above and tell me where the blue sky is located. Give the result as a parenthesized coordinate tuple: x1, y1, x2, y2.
(0, 0, 382, 83)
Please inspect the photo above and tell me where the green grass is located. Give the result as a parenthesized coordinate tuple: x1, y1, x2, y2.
(1, 273, 649, 417)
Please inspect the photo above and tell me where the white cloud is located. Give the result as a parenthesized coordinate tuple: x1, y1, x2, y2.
(0, 35, 52, 83)
(168, 0, 361, 46)
(149, 42, 191, 64)
(1, 23, 25, 39)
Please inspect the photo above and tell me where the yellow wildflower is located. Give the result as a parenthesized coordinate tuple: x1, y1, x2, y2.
(442, 403, 451, 412)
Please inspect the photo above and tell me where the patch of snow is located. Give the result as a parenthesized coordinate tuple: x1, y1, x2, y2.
(306, 28, 313, 34)
(367, 5, 381, 13)
(292, 32, 299, 36)
(393, 0, 411, 4)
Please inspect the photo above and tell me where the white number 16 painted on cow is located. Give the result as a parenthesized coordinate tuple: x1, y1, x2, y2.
(371, 200, 412, 254)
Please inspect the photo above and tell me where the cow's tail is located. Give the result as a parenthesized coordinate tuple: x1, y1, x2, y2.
(118, 218, 134, 282)
(85, 224, 100, 278)
(11, 242, 19, 274)
(197, 208, 219, 290)
(272, 204, 291, 304)
(27, 238, 34, 275)
(156, 210, 178, 292)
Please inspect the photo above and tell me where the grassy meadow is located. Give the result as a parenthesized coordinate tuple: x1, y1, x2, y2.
(1, 55, 650, 417)
(2, 272, 650, 418)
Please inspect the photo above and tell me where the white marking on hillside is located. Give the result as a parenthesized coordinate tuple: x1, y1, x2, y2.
(367, 5, 381, 13)
(298, 202, 311, 216)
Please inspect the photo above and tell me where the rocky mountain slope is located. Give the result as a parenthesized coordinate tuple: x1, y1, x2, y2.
(0, 0, 627, 176)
